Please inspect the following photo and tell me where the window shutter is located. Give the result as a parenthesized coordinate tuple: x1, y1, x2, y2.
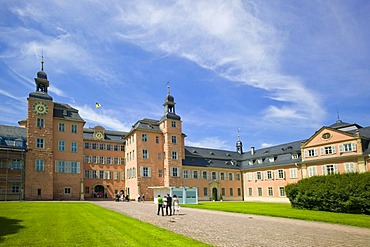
(77, 162, 81, 173)
(275, 170, 279, 179)
(282, 170, 285, 179)
(352, 142, 357, 151)
(339, 144, 344, 153)
(148, 167, 152, 177)
(140, 167, 143, 176)
(170, 167, 173, 176)
(332, 146, 336, 154)
(322, 165, 327, 175)
(263, 171, 267, 180)
(254, 172, 257, 181)
(304, 150, 308, 158)
(271, 171, 274, 180)
(314, 148, 318, 156)
(334, 164, 338, 174)
(320, 147, 325, 156)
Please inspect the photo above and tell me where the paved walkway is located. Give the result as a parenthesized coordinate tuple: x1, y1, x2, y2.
(90, 201, 370, 247)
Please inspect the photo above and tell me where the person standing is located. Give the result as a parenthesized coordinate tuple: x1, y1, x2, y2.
(141, 194, 145, 202)
(173, 195, 180, 215)
(157, 195, 164, 216)
(166, 193, 172, 216)
(137, 193, 141, 202)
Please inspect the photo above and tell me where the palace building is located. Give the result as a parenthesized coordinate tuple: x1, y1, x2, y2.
(0, 64, 369, 202)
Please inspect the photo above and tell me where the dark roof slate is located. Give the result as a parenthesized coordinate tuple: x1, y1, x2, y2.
(53, 103, 85, 122)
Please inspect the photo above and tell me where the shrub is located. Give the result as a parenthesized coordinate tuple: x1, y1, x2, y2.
(285, 172, 370, 214)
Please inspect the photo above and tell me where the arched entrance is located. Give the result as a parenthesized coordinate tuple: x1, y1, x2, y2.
(94, 185, 105, 198)
(212, 187, 218, 201)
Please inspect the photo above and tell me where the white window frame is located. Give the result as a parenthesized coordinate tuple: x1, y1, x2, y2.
(289, 168, 298, 179)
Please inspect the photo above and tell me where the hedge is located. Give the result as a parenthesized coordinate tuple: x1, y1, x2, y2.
(285, 172, 370, 214)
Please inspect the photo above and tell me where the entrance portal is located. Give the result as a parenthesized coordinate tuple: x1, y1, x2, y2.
(212, 187, 218, 201)
(94, 185, 105, 198)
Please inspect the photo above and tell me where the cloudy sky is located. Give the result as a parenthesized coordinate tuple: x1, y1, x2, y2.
(0, 1, 369, 151)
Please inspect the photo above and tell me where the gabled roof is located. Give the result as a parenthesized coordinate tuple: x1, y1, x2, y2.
(329, 120, 362, 130)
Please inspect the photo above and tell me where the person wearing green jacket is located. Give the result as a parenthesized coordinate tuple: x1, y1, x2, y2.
(157, 195, 164, 216)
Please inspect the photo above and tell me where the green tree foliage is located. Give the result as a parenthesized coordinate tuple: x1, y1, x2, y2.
(285, 172, 370, 214)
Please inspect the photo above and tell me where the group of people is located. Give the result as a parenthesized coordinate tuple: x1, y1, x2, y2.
(137, 194, 145, 202)
(157, 194, 180, 216)
(115, 192, 129, 202)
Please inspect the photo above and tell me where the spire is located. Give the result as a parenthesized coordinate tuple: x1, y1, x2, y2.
(236, 128, 243, 154)
(41, 53, 44, 71)
(161, 83, 180, 121)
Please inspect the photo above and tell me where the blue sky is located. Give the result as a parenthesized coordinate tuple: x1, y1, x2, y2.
(1, 1, 369, 151)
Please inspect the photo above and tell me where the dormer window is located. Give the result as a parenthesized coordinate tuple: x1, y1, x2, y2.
(257, 158, 262, 164)
(292, 153, 299, 159)
(268, 157, 275, 163)
(248, 160, 253, 165)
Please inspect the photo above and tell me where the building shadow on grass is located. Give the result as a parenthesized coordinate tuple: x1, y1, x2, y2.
(0, 217, 25, 243)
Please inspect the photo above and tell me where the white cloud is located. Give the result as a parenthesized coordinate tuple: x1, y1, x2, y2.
(72, 104, 131, 131)
(186, 137, 230, 150)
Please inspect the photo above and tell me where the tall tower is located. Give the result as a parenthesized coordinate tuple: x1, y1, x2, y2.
(159, 86, 184, 187)
(25, 59, 55, 200)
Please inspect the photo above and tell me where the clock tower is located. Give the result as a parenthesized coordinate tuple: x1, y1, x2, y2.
(25, 60, 55, 200)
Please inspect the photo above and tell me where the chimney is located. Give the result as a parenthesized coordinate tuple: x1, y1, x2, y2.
(251, 147, 255, 155)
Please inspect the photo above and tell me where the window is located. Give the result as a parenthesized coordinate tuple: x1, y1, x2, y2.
(289, 168, 298, 178)
(120, 145, 125, 151)
(279, 187, 286, 197)
(36, 138, 44, 148)
(221, 188, 225, 196)
(344, 163, 356, 173)
(93, 170, 97, 179)
(85, 187, 90, 194)
(140, 167, 151, 177)
(246, 172, 253, 181)
(268, 157, 275, 163)
(58, 140, 65, 151)
(305, 148, 318, 157)
(158, 169, 163, 178)
(171, 136, 177, 144)
(235, 173, 240, 181)
(38, 189, 42, 196)
(57, 161, 66, 173)
(142, 149, 148, 159)
(64, 188, 71, 194)
(107, 157, 112, 164)
(156, 136, 159, 143)
(99, 144, 105, 150)
(71, 124, 78, 133)
(322, 164, 338, 175)
(92, 143, 97, 149)
(268, 187, 273, 196)
(308, 166, 317, 177)
(85, 170, 90, 178)
(230, 188, 234, 196)
(257, 187, 262, 196)
(58, 122, 65, 132)
(321, 146, 336, 155)
(12, 182, 20, 193)
(84, 142, 91, 149)
(292, 153, 299, 159)
(35, 159, 44, 171)
(107, 144, 112, 150)
(255, 171, 262, 180)
(202, 171, 208, 179)
(203, 187, 208, 196)
(99, 156, 104, 164)
(183, 170, 189, 178)
(172, 151, 177, 160)
(248, 188, 253, 196)
(171, 121, 176, 128)
(339, 143, 357, 153)
(71, 142, 77, 152)
(257, 158, 262, 164)
(36, 118, 44, 128)
(11, 159, 22, 169)
(142, 134, 147, 142)
(158, 153, 162, 160)
(237, 188, 241, 196)
(55, 161, 80, 173)
(114, 171, 119, 180)
(228, 173, 233, 180)
(114, 158, 119, 165)
(171, 167, 179, 177)
(276, 169, 285, 179)
(265, 170, 274, 180)
(71, 162, 79, 173)
(192, 170, 198, 179)
(211, 171, 217, 180)
(114, 145, 119, 151)
(220, 172, 225, 180)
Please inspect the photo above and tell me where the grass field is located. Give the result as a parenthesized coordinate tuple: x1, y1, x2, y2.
(0, 202, 210, 247)
(182, 201, 370, 228)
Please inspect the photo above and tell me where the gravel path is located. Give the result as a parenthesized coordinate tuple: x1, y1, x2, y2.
(90, 201, 370, 247)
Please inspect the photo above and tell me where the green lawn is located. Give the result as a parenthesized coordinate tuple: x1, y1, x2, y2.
(0, 202, 210, 247)
(182, 202, 370, 228)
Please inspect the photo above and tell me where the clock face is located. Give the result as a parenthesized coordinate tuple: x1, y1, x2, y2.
(33, 102, 49, 115)
(94, 131, 104, 140)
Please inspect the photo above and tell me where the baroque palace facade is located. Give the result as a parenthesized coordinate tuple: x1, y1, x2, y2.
(0, 65, 369, 202)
